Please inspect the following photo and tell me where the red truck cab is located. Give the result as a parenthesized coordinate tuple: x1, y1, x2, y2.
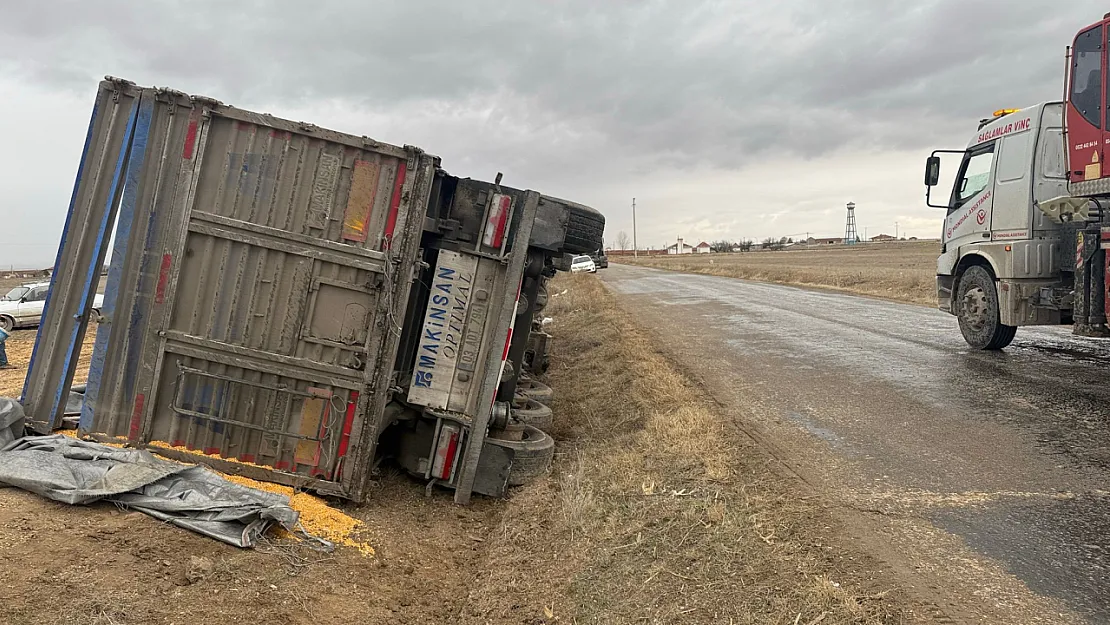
(1067, 15, 1110, 196)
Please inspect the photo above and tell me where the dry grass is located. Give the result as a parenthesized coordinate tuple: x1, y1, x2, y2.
(463, 274, 909, 624)
(618, 241, 940, 305)
(0, 327, 97, 398)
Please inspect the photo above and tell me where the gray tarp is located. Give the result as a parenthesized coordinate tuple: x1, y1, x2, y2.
(0, 396, 24, 448)
(0, 400, 305, 548)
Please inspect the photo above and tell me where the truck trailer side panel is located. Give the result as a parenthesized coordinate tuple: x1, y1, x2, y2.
(22, 80, 436, 501)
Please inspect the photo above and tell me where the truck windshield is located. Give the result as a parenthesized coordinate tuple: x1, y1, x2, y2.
(954, 148, 995, 208)
(1072, 25, 1103, 129)
(2, 287, 28, 302)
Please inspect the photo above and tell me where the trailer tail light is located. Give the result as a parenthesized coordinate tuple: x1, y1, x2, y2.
(482, 194, 512, 249)
(431, 423, 461, 480)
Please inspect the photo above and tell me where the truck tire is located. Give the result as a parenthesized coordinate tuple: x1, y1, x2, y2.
(0, 316, 12, 332)
(516, 377, 554, 403)
(487, 425, 555, 486)
(534, 282, 549, 313)
(956, 265, 1016, 350)
(562, 201, 605, 254)
(511, 398, 553, 431)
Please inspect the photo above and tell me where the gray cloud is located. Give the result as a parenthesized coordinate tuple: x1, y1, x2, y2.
(0, 0, 1104, 264)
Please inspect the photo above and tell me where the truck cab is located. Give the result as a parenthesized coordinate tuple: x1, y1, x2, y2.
(926, 103, 1073, 348)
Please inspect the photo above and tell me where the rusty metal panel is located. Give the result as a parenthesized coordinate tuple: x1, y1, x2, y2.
(25, 79, 436, 500)
(342, 160, 382, 242)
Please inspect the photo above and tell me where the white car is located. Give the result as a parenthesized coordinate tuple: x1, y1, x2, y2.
(569, 254, 597, 273)
(0, 282, 103, 332)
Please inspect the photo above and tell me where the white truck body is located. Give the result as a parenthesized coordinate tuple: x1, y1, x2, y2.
(927, 102, 1097, 347)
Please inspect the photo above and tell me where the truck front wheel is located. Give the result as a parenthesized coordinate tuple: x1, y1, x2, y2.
(956, 265, 1016, 350)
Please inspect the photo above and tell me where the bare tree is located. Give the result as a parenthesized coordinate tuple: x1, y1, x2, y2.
(710, 240, 733, 253)
(616, 230, 631, 251)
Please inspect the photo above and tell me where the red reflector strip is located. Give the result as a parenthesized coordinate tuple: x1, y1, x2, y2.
(239, 454, 256, 463)
(483, 194, 511, 248)
(203, 447, 220, 456)
(154, 253, 172, 304)
(502, 327, 513, 361)
(336, 391, 360, 461)
(382, 161, 408, 249)
(441, 431, 459, 479)
(128, 394, 146, 441)
(182, 120, 198, 160)
(433, 427, 460, 480)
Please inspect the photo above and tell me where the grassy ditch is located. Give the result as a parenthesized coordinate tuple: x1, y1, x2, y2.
(463, 274, 911, 624)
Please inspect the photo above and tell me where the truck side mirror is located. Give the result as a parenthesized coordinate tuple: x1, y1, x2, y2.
(925, 156, 941, 186)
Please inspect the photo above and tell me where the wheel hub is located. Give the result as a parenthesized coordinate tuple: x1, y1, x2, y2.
(961, 286, 990, 331)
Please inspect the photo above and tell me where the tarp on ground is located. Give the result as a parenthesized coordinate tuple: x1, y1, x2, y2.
(0, 396, 24, 448)
(0, 400, 301, 548)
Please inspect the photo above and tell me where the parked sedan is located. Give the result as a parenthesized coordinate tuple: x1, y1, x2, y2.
(0, 282, 103, 332)
(570, 254, 597, 273)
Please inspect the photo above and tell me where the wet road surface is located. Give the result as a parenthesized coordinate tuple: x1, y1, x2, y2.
(600, 264, 1110, 623)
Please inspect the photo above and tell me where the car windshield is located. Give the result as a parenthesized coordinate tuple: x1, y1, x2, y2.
(572, 256, 591, 263)
(2, 287, 28, 302)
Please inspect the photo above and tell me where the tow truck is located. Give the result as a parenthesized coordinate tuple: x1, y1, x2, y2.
(924, 14, 1110, 349)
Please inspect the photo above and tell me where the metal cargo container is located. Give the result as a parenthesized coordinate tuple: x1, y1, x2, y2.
(23, 78, 436, 501)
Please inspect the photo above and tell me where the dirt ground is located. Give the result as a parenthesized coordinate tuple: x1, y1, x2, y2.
(0, 273, 964, 624)
(616, 241, 939, 305)
(0, 328, 96, 398)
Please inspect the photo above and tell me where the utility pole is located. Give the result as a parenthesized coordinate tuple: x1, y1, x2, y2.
(632, 198, 638, 258)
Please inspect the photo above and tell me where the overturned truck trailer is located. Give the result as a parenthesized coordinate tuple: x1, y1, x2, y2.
(21, 78, 604, 504)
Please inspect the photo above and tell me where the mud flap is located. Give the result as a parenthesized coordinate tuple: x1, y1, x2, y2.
(470, 440, 513, 497)
(1074, 229, 1107, 333)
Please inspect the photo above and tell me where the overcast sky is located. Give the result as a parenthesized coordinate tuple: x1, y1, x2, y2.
(0, 0, 1102, 266)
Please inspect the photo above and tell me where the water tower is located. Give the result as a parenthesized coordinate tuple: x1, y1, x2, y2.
(844, 201, 858, 244)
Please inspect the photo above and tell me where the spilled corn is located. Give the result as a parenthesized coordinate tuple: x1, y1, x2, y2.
(223, 474, 374, 556)
(57, 431, 374, 556)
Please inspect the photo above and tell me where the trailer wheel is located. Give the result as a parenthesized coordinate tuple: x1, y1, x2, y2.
(487, 425, 555, 486)
(515, 377, 554, 403)
(510, 398, 553, 431)
(534, 282, 549, 312)
(560, 200, 605, 255)
(956, 265, 1016, 350)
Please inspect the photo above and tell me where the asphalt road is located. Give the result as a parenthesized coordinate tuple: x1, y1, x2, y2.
(600, 264, 1110, 624)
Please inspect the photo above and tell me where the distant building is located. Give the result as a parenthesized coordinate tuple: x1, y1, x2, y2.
(694, 241, 711, 254)
(666, 237, 695, 254)
(806, 237, 842, 245)
(870, 233, 896, 242)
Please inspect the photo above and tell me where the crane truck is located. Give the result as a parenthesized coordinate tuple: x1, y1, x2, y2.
(925, 13, 1110, 350)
